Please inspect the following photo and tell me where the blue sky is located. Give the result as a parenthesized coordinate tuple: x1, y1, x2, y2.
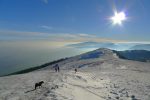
(0, 0, 150, 42)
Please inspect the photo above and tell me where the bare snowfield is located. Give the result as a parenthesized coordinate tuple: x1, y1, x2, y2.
(0, 48, 150, 100)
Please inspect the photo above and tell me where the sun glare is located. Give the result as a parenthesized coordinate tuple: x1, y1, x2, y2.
(111, 11, 126, 25)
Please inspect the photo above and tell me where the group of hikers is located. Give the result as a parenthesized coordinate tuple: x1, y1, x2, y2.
(54, 64, 77, 73)
(33, 64, 77, 91)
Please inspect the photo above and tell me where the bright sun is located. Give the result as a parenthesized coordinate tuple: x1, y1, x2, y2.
(111, 11, 126, 25)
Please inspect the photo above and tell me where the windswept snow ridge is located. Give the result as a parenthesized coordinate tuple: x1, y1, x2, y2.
(0, 48, 150, 100)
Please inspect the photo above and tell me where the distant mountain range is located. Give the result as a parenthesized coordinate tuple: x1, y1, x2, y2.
(68, 42, 116, 49)
(130, 44, 150, 50)
(114, 50, 150, 62)
(67, 41, 150, 51)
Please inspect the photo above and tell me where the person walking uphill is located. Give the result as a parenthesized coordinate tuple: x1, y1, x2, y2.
(54, 64, 60, 72)
(75, 68, 77, 73)
(55, 67, 57, 72)
(57, 65, 60, 72)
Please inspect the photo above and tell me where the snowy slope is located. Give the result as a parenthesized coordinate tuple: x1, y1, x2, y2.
(0, 48, 150, 100)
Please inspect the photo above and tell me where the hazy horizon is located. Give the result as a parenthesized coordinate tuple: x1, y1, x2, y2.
(0, 0, 150, 75)
(0, 40, 91, 76)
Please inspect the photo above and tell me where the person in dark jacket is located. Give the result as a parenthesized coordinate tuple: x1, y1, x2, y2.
(55, 67, 57, 72)
(57, 66, 60, 72)
(75, 68, 77, 73)
(54, 64, 60, 72)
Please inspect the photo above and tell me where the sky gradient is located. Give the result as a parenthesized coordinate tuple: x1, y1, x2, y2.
(0, 0, 150, 43)
(0, 0, 150, 76)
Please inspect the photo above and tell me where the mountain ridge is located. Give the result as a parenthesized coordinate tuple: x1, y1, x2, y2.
(0, 48, 150, 99)
(67, 41, 150, 51)
(3, 48, 150, 77)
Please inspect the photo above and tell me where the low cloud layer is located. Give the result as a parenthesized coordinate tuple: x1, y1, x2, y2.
(0, 30, 125, 44)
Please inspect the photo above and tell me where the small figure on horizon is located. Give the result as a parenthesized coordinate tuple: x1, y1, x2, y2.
(55, 67, 57, 72)
(54, 64, 60, 72)
(57, 66, 60, 72)
(75, 68, 77, 73)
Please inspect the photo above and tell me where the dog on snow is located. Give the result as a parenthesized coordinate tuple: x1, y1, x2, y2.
(34, 81, 44, 90)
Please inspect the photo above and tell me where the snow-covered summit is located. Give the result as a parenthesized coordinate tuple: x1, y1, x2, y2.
(72, 48, 117, 60)
(0, 48, 150, 100)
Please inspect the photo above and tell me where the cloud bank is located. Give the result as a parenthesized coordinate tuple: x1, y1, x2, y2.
(0, 30, 125, 43)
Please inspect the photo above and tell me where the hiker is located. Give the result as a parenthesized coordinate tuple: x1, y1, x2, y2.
(57, 66, 60, 72)
(55, 67, 57, 72)
(75, 68, 77, 73)
(54, 64, 59, 72)
(54, 64, 58, 72)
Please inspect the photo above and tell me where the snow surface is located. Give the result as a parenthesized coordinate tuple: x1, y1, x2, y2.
(0, 48, 150, 100)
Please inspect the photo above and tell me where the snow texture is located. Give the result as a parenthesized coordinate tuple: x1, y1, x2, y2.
(0, 48, 150, 100)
